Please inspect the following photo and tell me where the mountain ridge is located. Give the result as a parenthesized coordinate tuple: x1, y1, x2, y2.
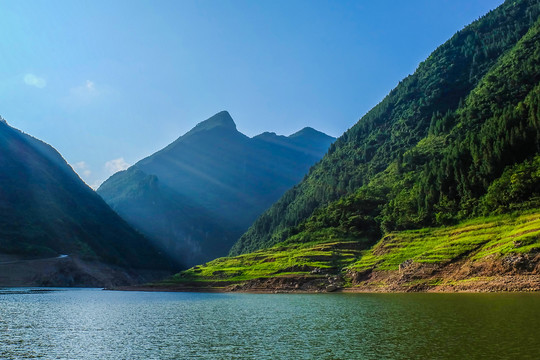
(0, 119, 173, 286)
(98, 112, 335, 268)
(153, 0, 540, 293)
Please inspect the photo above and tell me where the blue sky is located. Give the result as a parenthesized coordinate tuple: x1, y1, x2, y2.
(0, 0, 504, 188)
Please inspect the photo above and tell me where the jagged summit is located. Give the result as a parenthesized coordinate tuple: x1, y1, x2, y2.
(185, 111, 237, 136)
(254, 127, 335, 142)
(288, 127, 335, 146)
(98, 111, 334, 268)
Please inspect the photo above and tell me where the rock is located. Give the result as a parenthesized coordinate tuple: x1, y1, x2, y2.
(502, 254, 533, 272)
(326, 285, 338, 292)
(229, 284, 242, 291)
(399, 259, 413, 272)
(348, 269, 372, 283)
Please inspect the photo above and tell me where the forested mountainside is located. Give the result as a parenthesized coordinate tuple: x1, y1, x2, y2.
(97, 111, 334, 268)
(0, 119, 172, 278)
(232, 0, 540, 256)
(158, 0, 540, 293)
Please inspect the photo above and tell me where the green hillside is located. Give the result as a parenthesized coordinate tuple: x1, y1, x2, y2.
(153, 0, 540, 292)
(262, 12, 540, 256)
(0, 119, 171, 271)
(353, 211, 540, 272)
(159, 210, 539, 292)
(231, 0, 540, 256)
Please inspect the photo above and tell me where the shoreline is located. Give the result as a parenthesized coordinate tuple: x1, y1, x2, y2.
(110, 265, 540, 293)
(109, 283, 540, 294)
(109, 286, 540, 294)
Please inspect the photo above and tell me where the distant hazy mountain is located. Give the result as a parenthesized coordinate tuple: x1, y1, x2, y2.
(97, 111, 335, 267)
(0, 118, 172, 285)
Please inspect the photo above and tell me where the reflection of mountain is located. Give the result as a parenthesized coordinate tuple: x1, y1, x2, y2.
(98, 111, 335, 267)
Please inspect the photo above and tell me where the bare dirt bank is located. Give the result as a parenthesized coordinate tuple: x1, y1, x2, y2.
(348, 253, 540, 293)
(113, 274, 539, 294)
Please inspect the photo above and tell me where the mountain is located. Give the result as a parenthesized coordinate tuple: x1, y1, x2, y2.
(158, 0, 539, 293)
(231, 0, 540, 256)
(97, 111, 335, 268)
(0, 118, 173, 286)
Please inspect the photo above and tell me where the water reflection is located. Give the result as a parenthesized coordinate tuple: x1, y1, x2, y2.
(0, 290, 538, 359)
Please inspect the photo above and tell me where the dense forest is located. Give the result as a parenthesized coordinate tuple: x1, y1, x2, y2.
(231, 0, 540, 256)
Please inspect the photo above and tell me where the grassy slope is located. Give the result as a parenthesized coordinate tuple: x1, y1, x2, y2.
(159, 210, 539, 290)
(160, 241, 363, 287)
(353, 211, 539, 272)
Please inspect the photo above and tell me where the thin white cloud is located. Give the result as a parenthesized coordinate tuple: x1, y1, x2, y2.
(61, 79, 116, 108)
(85, 80, 95, 91)
(71, 79, 98, 96)
(23, 73, 46, 88)
(105, 157, 130, 175)
(72, 161, 92, 178)
(65, 79, 100, 106)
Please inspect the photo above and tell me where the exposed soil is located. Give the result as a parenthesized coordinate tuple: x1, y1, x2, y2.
(347, 252, 540, 292)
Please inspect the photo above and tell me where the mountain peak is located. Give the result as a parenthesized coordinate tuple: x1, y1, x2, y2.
(289, 127, 330, 139)
(186, 111, 237, 136)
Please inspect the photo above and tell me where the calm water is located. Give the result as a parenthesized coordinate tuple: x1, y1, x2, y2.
(0, 289, 539, 359)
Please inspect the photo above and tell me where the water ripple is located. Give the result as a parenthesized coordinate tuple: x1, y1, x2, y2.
(0, 289, 538, 359)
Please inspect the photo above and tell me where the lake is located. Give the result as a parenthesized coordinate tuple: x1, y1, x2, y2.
(0, 289, 538, 359)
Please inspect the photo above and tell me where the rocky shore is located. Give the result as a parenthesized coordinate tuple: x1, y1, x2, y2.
(116, 256, 540, 293)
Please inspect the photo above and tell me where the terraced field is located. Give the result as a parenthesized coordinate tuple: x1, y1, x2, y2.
(153, 210, 539, 292)
(158, 241, 364, 288)
(352, 211, 540, 272)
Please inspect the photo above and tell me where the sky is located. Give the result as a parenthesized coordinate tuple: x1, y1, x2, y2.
(0, 0, 504, 188)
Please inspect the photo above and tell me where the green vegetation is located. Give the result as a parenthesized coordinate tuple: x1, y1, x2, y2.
(353, 211, 540, 272)
(162, 241, 364, 286)
(231, 0, 540, 256)
(482, 156, 540, 214)
(166, 210, 539, 287)
(174, 0, 540, 292)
